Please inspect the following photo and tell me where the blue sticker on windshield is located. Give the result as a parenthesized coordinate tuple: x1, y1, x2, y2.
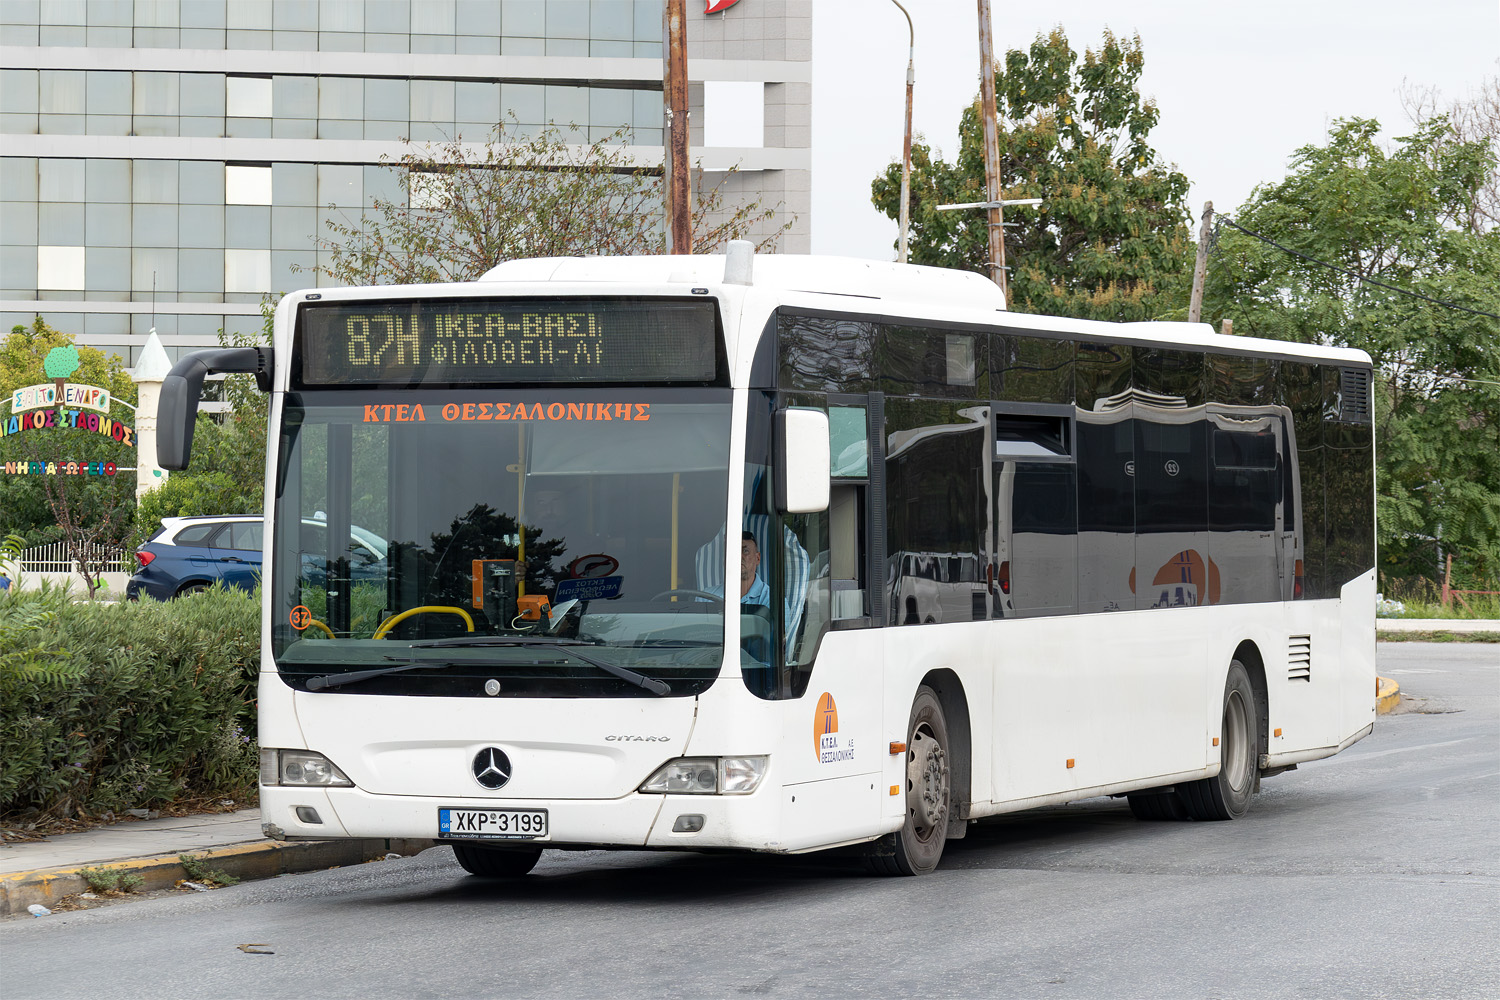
(554, 576, 623, 602)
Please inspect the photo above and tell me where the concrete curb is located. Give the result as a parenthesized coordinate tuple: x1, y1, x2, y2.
(1376, 618, 1500, 633)
(1, 837, 435, 918)
(1376, 676, 1400, 715)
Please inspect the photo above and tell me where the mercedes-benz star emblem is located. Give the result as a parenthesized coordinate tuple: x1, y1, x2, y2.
(472, 747, 512, 790)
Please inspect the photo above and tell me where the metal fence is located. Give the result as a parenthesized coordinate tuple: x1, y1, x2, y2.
(20, 540, 133, 574)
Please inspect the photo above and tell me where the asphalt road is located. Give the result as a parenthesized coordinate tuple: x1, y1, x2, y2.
(4, 643, 1496, 1000)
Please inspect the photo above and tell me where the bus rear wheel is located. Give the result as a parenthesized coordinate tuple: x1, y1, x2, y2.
(866, 686, 950, 876)
(1179, 660, 1258, 821)
(450, 842, 543, 878)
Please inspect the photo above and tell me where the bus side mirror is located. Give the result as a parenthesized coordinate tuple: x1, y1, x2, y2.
(776, 408, 830, 514)
(158, 347, 271, 470)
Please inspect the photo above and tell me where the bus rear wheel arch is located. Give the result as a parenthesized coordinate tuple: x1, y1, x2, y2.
(1178, 658, 1260, 821)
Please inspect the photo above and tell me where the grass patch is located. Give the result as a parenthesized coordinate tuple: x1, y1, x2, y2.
(1379, 576, 1500, 620)
(178, 853, 239, 887)
(1377, 630, 1500, 643)
(78, 865, 143, 894)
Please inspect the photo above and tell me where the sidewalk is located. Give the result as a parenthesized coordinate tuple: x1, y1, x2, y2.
(1376, 618, 1500, 633)
(1, 810, 434, 917)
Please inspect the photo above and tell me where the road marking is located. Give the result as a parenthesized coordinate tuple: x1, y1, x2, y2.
(1344, 738, 1474, 763)
(1385, 668, 1447, 674)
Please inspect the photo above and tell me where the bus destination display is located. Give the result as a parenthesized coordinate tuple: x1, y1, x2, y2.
(297, 298, 718, 385)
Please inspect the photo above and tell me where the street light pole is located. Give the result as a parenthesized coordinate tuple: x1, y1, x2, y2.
(890, 0, 914, 264)
(976, 0, 1005, 300)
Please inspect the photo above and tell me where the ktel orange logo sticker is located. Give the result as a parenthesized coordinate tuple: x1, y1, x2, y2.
(814, 693, 854, 764)
(706, 0, 742, 12)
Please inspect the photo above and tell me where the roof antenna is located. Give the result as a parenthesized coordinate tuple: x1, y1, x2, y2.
(723, 240, 754, 286)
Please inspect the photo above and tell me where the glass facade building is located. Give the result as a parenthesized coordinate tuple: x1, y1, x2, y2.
(0, 0, 812, 366)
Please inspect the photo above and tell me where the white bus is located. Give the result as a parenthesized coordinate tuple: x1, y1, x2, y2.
(159, 245, 1377, 876)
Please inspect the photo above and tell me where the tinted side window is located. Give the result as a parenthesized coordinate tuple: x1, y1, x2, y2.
(880, 324, 988, 398)
(994, 333, 1073, 403)
(174, 524, 219, 545)
(1280, 361, 1324, 598)
(778, 315, 878, 392)
(885, 398, 989, 625)
(1323, 364, 1375, 589)
(229, 522, 264, 550)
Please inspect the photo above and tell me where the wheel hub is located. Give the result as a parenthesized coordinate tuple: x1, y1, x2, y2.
(907, 729, 949, 832)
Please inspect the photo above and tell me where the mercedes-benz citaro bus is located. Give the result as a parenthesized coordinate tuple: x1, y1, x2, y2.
(157, 243, 1376, 877)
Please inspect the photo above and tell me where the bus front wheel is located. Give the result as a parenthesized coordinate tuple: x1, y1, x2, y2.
(866, 685, 950, 876)
(450, 842, 543, 878)
(1179, 659, 1258, 821)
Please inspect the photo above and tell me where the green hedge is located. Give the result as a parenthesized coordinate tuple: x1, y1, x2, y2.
(0, 585, 260, 823)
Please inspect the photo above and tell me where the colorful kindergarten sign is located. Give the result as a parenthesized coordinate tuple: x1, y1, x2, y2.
(10, 382, 112, 414)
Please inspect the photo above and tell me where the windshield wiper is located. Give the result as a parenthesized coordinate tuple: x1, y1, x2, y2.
(305, 660, 453, 692)
(409, 635, 671, 695)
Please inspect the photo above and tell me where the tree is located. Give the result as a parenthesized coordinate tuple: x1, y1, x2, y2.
(306, 121, 793, 287)
(871, 28, 1193, 321)
(1202, 117, 1500, 581)
(1403, 73, 1499, 233)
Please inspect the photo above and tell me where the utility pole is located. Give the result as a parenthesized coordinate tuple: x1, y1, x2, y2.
(891, 0, 914, 263)
(663, 0, 691, 254)
(976, 0, 1005, 300)
(1188, 201, 1214, 323)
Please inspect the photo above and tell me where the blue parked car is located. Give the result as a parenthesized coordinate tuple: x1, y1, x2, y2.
(126, 515, 387, 600)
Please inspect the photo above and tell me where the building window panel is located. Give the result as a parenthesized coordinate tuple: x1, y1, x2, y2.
(503, 0, 545, 36)
(364, 78, 409, 120)
(134, 0, 179, 27)
(40, 70, 86, 114)
(39, 203, 86, 243)
(319, 0, 363, 32)
(43, 0, 87, 26)
(366, 0, 409, 33)
(364, 165, 403, 208)
(83, 158, 128, 202)
(86, 25, 132, 46)
(225, 205, 271, 248)
(85, 201, 131, 246)
(88, 0, 132, 26)
(704, 82, 764, 148)
(179, 116, 225, 137)
(226, 1, 271, 29)
(0, 112, 38, 134)
(226, 164, 272, 205)
(411, 33, 456, 54)
(632, 0, 659, 41)
(132, 247, 178, 292)
(177, 204, 226, 248)
(85, 114, 131, 136)
(590, 0, 631, 41)
(318, 119, 364, 140)
(0, 201, 38, 245)
(545, 85, 588, 126)
(544, 37, 587, 56)
(178, 246, 224, 292)
(501, 35, 544, 56)
(132, 203, 178, 247)
(589, 87, 631, 129)
(272, 116, 317, 139)
(455, 34, 500, 55)
(85, 245, 130, 292)
(319, 32, 363, 52)
(273, 75, 317, 118)
(1, 70, 38, 113)
(181, 1, 226, 29)
(226, 28, 272, 48)
(272, 0, 316, 30)
(132, 72, 179, 115)
(455, 81, 499, 126)
(413, 0, 456, 33)
(224, 248, 270, 292)
(1, 246, 37, 293)
(180, 73, 225, 116)
(270, 205, 316, 249)
(38, 245, 86, 290)
(39, 25, 87, 45)
(227, 117, 273, 138)
(318, 76, 363, 120)
(227, 76, 272, 117)
(272, 162, 317, 205)
(501, 82, 545, 124)
(455, 0, 501, 35)
(272, 29, 317, 50)
(180, 27, 225, 47)
(363, 119, 407, 141)
(1, 157, 39, 201)
(546, 0, 589, 38)
(38, 159, 85, 201)
(411, 79, 455, 124)
(1, 25, 41, 44)
(364, 32, 409, 52)
(134, 26, 178, 45)
(132, 158, 178, 202)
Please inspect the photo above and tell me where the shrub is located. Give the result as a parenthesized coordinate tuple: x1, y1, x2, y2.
(0, 586, 260, 823)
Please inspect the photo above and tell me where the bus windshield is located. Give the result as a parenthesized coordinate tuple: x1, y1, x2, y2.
(271, 389, 731, 697)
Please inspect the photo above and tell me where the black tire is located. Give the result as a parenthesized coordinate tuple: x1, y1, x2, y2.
(866, 685, 950, 876)
(1179, 660, 1258, 821)
(450, 842, 543, 878)
(176, 582, 210, 597)
(1127, 790, 1188, 821)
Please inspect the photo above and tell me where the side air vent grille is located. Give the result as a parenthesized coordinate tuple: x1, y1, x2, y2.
(1339, 368, 1371, 423)
(1288, 634, 1312, 682)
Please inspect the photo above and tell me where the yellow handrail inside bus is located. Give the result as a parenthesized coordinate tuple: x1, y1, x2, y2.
(304, 618, 336, 639)
(373, 606, 476, 640)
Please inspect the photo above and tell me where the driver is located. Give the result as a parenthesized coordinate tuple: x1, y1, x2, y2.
(705, 531, 770, 612)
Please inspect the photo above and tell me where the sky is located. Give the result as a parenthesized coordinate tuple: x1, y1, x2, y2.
(807, 0, 1500, 259)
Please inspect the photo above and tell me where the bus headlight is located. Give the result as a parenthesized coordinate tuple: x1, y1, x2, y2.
(261, 749, 354, 787)
(640, 756, 768, 795)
